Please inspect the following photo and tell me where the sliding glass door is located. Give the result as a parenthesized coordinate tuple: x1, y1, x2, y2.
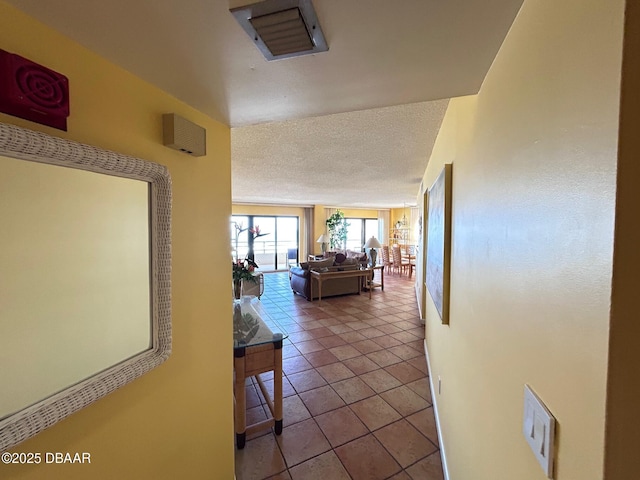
(231, 215, 299, 271)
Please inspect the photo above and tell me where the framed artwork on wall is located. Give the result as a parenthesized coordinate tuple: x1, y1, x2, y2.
(426, 163, 453, 324)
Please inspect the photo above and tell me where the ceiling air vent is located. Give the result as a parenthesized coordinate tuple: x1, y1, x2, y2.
(230, 0, 328, 61)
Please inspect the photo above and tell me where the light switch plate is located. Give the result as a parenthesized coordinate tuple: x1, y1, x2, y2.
(523, 384, 556, 478)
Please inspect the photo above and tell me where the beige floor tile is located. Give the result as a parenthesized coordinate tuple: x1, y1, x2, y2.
(316, 362, 356, 383)
(335, 434, 401, 480)
(283, 355, 313, 375)
(331, 377, 376, 404)
(316, 334, 347, 349)
(380, 386, 430, 417)
(289, 451, 351, 480)
(352, 338, 384, 354)
(376, 323, 404, 335)
(328, 344, 362, 361)
(406, 377, 432, 402)
(407, 356, 429, 375)
(362, 317, 388, 327)
(305, 326, 334, 339)
(384, 361, 426, 384)
(287, 369, 327, 393)
(357, 326, 386, 339)
(388, 344, 424, 360)
(294, 339, 325, 354)
(406, 407, 439, 445)
(406, 452, 444, 480)
(276, 418, 331, 467)
(287, 331, 316, 343)
(282, 395, 312, 427)
(342, 355, 380, 375)
(374, 419, 437, 468)
(235, 434, 287, 480)
(366, 349, 404, 367)
(360, 369, 403, 393)
(344, 320, 371, 331)
(298, 385, 345, 416)
(328, 324, 354, 334)
(350, 395, 402, 431)
(338, 331, 367, 343)
(315, 406, 369, 447)
(391, 331, 422, 344)
(303, 349, 339, 367)
(282, 344, 301, 359)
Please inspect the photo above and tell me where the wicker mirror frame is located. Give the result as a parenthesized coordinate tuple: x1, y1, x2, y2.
(0, 122, 172, 451)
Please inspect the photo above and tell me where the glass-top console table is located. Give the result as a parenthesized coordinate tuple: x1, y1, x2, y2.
(233, 297, 288, 449)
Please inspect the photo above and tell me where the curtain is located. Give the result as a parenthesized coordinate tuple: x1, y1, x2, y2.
(304, 207, 313, 260)
(378, 210, 390, 245)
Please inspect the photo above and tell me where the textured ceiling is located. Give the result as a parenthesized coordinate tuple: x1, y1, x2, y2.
(5, 0, 524, 207)
(232, 100, 449, 208)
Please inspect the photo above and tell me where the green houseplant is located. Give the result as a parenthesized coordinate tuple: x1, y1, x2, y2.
(326, 210, 349, 250)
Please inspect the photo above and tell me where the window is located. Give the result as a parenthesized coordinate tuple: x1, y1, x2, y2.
(231, 215, 299, 271)
(345, 217, 378, 251)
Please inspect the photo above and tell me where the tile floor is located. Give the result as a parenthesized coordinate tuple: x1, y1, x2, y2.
(235, 271, 444, 480)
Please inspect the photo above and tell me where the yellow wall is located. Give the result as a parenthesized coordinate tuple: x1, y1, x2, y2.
(339, 208, 378, 219)
(419, 0, 624, 479)
(0, 3, 234, 479)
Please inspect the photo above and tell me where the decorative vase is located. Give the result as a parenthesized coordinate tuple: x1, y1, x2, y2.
(233, 279, 242, 299)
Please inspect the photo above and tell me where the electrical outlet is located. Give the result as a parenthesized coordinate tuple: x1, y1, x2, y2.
(523, 385, 555, 478)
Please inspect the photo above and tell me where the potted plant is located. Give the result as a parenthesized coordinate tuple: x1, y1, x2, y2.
(232, 257, 258, 299)
(326, 210, 349, 250)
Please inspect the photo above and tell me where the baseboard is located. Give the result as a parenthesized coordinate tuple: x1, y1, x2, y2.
(424, 339, 450, 480)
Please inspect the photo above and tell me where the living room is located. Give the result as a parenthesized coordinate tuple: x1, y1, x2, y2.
(1, 1, 639, 480)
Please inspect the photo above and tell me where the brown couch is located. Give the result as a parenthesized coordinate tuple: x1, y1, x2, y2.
(289, 253, 367, 301)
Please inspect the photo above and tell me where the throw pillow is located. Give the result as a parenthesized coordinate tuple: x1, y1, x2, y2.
(309, 257, 335, 269)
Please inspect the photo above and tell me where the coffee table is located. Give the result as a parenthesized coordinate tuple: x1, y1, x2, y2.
(233, 298, 288, 449)
(310, 267, 373, 304)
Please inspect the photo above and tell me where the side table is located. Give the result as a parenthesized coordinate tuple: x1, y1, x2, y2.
(233, 299, 287, 449)
(365, 265, 384, 291)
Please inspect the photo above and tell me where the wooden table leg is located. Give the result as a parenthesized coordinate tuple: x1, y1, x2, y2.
(234, 345, 246, 449)
(273, 335, 283, 434)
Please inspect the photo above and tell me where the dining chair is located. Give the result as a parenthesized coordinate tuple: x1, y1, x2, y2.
(391, 244, 410, 275)
(381, 245, 393, 274)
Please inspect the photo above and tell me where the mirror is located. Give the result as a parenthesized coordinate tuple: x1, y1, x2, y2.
(0, 122, 172, 451)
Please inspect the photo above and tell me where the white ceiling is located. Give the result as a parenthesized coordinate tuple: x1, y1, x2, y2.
(6, 0, 523, 208)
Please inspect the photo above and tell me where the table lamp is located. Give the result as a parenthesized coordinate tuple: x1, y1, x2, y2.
(364, 236, 382, 267)
(316, 234, 329, 254)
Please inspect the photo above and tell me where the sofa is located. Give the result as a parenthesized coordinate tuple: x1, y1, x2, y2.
(290, 251, 368, 301)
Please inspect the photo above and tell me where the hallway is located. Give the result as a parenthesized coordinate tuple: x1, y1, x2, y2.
(235, 271, 444, 480)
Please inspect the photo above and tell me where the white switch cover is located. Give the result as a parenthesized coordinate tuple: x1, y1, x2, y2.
(523, 385, 556, 478)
